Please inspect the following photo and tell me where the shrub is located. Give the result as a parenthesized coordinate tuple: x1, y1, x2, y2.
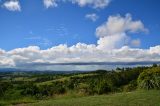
(138, 67, 160, 90)
(123, 80, 137, 92)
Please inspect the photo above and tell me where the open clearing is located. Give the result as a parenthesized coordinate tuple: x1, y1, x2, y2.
(28, 90, 160, 106)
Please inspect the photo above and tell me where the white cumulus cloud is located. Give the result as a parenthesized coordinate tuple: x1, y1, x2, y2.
(1, 0, 111, 11)
(96, 13, 148, 49)
(43, 0, 111, 9)
(70, 0, 111, 9)
(43, 0, 58, 8)
(2, 0, 21, 11)
(0, 45, 160, 67)
(96, 13, 148, 38)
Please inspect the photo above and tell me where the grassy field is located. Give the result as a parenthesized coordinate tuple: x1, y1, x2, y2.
(27, 90, 160, 106)
(36, 73, 97, 85)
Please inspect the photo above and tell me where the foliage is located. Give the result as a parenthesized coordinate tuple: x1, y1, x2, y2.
(138, 67, 160, 90)
(123, 80, 137, 92)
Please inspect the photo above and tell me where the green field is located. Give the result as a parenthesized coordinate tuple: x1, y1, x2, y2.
(28, 90, 160, 106)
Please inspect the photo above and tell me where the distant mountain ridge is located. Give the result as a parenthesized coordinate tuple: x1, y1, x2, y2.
(23, 61, 160, 66)
(0, 61, 159, 72)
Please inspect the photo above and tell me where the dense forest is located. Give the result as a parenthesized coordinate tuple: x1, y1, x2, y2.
(0, 64, 160, 105)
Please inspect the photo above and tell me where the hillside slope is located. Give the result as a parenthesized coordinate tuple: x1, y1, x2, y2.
(29, 90, 160, 106)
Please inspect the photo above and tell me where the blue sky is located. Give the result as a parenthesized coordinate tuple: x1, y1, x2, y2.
(0, 0, 160, 70)
(0, 0, 160, 50)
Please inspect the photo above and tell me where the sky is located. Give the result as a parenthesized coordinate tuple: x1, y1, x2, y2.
(0, 0, 160, 70)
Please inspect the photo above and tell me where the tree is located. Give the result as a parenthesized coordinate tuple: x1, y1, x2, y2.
(153, 63, 158, 67)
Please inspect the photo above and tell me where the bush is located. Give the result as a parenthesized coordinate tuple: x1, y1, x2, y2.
(138, 67, 160, 90)
(123, 80, 137, 92)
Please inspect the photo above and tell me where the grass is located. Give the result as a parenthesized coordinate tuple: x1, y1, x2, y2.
(37, 73, 97, 86)
(0, 97, 36, 106)
(36, 77, 69, 86)
(27, 90, 160, 106)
